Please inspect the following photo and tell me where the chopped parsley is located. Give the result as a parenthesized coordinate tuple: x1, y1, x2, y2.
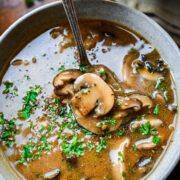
(0, 113, 17, 146)
(79, 64, 87, 72)
(17, 141, 52, 164)
(81, 91, 85, 95)
(136, 121, 158, 136)
(117, 102, 122, 107)
(100, 70, 107, 75)
(138, 121, 150, 135)
(55, 98, 59, 104)
(118, 151, 125, 163)
(96, 137, 106, 152)
(133, 145, 137, 151)
(153, 137, 161, 144)
(40, 137, 47, 142)
(82, 128, 93, 135)
(129, 169, 135, 175)
(47, 125, 53, 135)
(86, 143, 94, 150)
(61, 134, 85, 157)
(118, 130, 125, 136)
(24, 75, 31, 80)
(155, 78, 166, 91)
(3, 81, 13, 94)
(19, 85, 41, 119)
(97, 117, 116, 128)
(13, 87, 18, 96)
(129, 48, 135, 54)
(153, 104, 159, 115)
(25, 0, 35, 7)
(122, 171, 126, 180)
(150, 127, 157, 135)
(59, 65, 65, 72)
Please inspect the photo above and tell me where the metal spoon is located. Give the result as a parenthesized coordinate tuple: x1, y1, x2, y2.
(62, 0, 90, 66)
(61, 0, 121, 86)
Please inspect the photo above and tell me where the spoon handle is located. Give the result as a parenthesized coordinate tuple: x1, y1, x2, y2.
(62, 0, 90, 65)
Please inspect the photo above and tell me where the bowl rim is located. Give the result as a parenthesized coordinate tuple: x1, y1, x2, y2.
(0, 0, 180, 179)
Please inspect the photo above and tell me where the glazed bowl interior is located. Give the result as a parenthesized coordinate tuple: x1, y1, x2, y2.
(0, 0, 180, 179)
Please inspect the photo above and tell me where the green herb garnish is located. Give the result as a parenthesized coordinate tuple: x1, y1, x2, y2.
(118, 130, 125, 136)
(133, 144, 137, 151)
(122, 171, 126, 180)
(138, 121, 150, 135)
(79, 64, 87, 71)
(153, 104, 159, 115)
(100, 70, 106, 75)
(25, 0, 35, 7)
(155, 78, 166, 91)
(96, 137, 106, 152)
(61, 134, 85, 157)
(3, 81, 13, 94)
(129, 48, 135, 54)
(19, 85, 41, 119)
(13, 87, 18, 96)
(24, 75, 31, 80)
(82, 129, 93, 135)
(118, 151, 125, 163)
(150, 127, 157, 135)
(153, 137, 161, 144)
(129, 169, 135, 174)
(59, 65, 65, 72)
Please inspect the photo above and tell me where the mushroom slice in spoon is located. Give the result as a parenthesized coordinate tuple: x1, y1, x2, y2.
(109, 137, 130, 180)
(71, 107, 128, 134)
(93, 64, 124, 94)
(53, 69, 82, 96)
(72, 73, 115, 117)
(128, 94, 153, 109)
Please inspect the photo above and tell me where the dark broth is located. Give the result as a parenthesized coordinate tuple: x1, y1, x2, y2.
(0, 19, 177, 180)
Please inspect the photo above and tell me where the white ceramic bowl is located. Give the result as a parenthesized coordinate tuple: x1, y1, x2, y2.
(0, 0, 180, 179)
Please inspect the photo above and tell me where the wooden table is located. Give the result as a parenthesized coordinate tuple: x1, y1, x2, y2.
(0, 0, 179, 179)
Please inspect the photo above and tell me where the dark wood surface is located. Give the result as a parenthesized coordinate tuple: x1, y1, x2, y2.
(0, 0, 179, 179)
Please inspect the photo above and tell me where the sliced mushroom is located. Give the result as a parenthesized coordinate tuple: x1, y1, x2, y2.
(116, 96, 142, 111)
(138, 68, 161, 81)
(123, 53, 162, 89)
(93, 64, 124, 95)
(53, 69, 82, 96)
(110, 137, 130, 180)
(122, 53, 139, 88)
(130, 116, 163, 131)
(72, 73, 114, 117)
(128, 94, 153, 109)
(154, 93, 166, 104)
(44, 169, 60, 179)
(135, 136, 156, 150)
(54, 84, 74, 96)
(135, 157, 153, 175)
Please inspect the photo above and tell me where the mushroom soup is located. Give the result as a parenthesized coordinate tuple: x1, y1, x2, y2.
(0, 20, 177, 180)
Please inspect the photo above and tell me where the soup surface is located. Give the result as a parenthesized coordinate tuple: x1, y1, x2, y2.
(0, 20, 177, 180)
